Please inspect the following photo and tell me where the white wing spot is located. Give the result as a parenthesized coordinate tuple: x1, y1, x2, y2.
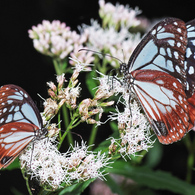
(177, 42, 181, 47)
(177, 28, 181, 33)
(186, 48, 192, 58)
(2, 93, 5, 96)
(174, 51, 179, 59)
(168, 40, 175, 46)
(189, 66, 194, 75)
(167, 48, 172, 58)
(175, 65, 180, 73)
(186, 82, 189, 90)
(173, 82, 177, 88)
(11, 128, 17, 131)
(178, 95, 183, 103)
(151, 29, 156, 35)
(184, 61, 187, 70)
(3, 108, 7, 113)
(180, 129, 183, 134)
(156, 80, 164, 85)
(174, 22, 178, 25)
(24, 93, 28, 98)
(7, 100, 13, 104)
(157, 25, 162, 31)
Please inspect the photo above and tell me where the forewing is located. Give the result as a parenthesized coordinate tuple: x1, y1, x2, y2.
(132, 70, 189, 144)
(129, 18, 187, 89)
(0, 122, 39, 168)
(183, 19, 195, 129)
(185, 19, 195, 98)
(0, 84, 43, 128)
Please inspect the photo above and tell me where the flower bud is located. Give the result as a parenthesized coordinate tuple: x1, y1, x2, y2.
(43, 98, 58, 119)
(57, 73, 66, 89)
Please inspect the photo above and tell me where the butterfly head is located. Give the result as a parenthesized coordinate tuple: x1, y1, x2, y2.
(34, 127, 48, 140)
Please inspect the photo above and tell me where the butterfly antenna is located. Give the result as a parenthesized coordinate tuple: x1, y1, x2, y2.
(79, 48, 124, 64)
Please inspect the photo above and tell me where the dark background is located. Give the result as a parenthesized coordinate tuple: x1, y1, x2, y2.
(0, 0, 195, 194)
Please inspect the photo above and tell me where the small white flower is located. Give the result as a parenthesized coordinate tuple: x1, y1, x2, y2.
(69, 57, 94, 72)
(20, 140, 110, 190)
(99, 0, 141, 29)
(29, 20, 87, 60)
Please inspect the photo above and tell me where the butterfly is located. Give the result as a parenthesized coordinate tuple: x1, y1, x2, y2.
(0, 84, 47, 169)
(120, 17, 194, 144)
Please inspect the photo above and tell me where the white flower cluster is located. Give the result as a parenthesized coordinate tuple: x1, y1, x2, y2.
(28, 20, 94, 65)
(20, 139, 110, 190)
(79, 1, 142, 68)
(97, 74, 154, 159)
(99, 0, 141, 29)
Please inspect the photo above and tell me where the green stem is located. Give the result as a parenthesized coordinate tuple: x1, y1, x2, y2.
(58, 113, 79, 150)
(53, 59, 62, 75)
(21, 169, 33, 195)
(53, 58, 74, 146)
(58, 111, 62, 139)
(184, 134, 195, 183)
(61, 104, 73, 146)
(88, 114, 99, 148)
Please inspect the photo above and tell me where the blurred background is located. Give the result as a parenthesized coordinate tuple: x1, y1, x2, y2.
(0, 0, 195, 194)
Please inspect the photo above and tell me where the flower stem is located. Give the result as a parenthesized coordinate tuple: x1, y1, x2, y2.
(58, 112, 78, 150)
(58, 111, 62, 139)
(21, 169, 33, 195)
(184, 134, 195, 183)
(53, 59, 62, 75)
(88, 114, 99, 149)
(61, 104, 73, 145)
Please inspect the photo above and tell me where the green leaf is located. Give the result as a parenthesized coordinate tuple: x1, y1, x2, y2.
(58, 178, 95, 195)
(2, 157, 20, 170)
(86, 71, 98, 96)
(107, 160, 195, 195)
(104, 174, 124, 195)
(109, 121, 118, 132)
(144, 141, 163, 168)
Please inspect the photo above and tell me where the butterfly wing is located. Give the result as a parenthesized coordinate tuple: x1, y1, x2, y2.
(185, 19, 195, 98)
(125, 18, 189, 144)
(0, 84, 44, 168)
(128, 18, 187, 88)
(183, 19, 195, 129)
(0, 122, 39, 168)
(0, 84, 43, 128)
(132, 70, 189, 144)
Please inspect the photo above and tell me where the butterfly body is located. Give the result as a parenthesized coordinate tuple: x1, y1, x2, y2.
(121, 18, 194, 144)
(0, 84, 47, 169)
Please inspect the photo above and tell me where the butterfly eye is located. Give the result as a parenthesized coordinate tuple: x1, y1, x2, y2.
(122, 17, 192, 144)
(0, 84, 47, 169)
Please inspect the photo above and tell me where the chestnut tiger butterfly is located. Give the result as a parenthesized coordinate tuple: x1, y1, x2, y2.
(0, 84, 47, 169)
(120, 17, 195, 144)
